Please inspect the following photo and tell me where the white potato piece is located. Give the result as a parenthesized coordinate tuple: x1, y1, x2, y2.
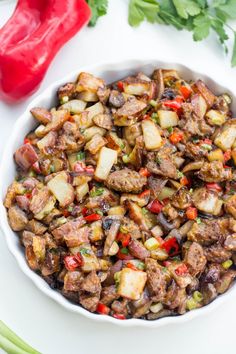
(78, 91, 98, 102)
(47, 171, 74, 207)
(95, 147, 117, 181)
(76, 182, 89, 202)
(158, 110, 179, 128)
(117, 268, 147, 300)
(192, 187, 223, 216)
(86, 102, 104, 120)
(214, 124, 236, 151)
(141, 120, 162, 150)
(76, 72, 105, 93)
(108, 206, 126, 216)
(60, 99, 87, 113)
(83, 126, 106, 142)
(206, 110, 226, 126)
(79, 245, 100, 272)
(123, 82, 150, 96)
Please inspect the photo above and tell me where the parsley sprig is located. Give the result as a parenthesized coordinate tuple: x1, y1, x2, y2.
(86, 0, 236, 67)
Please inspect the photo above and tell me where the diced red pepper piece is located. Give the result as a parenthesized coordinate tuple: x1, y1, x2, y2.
(139, 167, 151, 177)
(113, 313, 126, 320)
(126, 262, 139, 271)
(169, 131, 184, 144)
(138, 189, 151, 199)
(84, 213, 102, 222)
(186, 207, 198, 220)
(143, 114, 151, 120)
(64, 255, 83, 271)
(224, 165, 231, 169)
(161, 237, 179, 256)
(116, 233, 131, 247)
(224, 149, 232, 162)
(201, 138, 212, 145)
(180, 176, 190, 186)
(163, 96, 184, 111)
(24, 138, 31, 145)
(147, 199, 163, 214)
(74, 253, 84, 267)
(180, 86, 192, 100)
(81, 207, 89, 216)
(117, 81, 124, 91)
(117, 249, 133, 260)
(206, 183, 222, 192)
(96, 303, 110, 315)
(63, 210, 70, 217)
(163, 261, 171, 267)
(175, 263, 188, 276)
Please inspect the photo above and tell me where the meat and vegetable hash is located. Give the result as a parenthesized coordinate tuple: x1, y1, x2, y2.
(5, 69, 236, 320)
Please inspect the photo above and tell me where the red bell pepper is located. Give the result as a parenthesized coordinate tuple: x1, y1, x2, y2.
(180, 176, 190, 186)
(163, 96, 184, 111)
(64, 254, 83, 271)
(138, 189, 151, 199)
(186, 207, 198, 220)
(0, 0, 91, 102)
(147, 199, 163, 214)
(161, 237, 179, 256)
(117, 81, 124, 91)
(169, 131, 184, 144)
(116, 233, 131, 247)
(113, 313, 126, 320)
(126, 262, 139, 271)
(139, 167, 151, 177)
(175, 263, 188, 276)
(96, 303, 110, 315)
(206, 183, 222, 192)
(84, 213, 102, 222)
(117, 248, 133, 260)
(180, 86, 192, 100)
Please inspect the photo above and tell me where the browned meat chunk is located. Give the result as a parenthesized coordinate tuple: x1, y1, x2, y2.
(8, 205, 28, 231)
(16, 195, 30, 211)
(185, 142, 208, 160)
(26, 219, 47, 235)
(147, 176, 167, 199)
(145, 258, 166, 301)
(14, 143, 38, 170)
(103, 260, 123, 286)
(120, 217, 141, 239)
(225, 195, 236, 218)
(215, 270, 236, 294)
(158, 158, 178, 179)
(198, 161, 232, 182)
(97, 86, 110, 104)
(106, 169, 147, 193)
(111, 299, 129, 316)
(64, 226, 89, 248)
(79, 271, 101, 312)
(52, 217, 86, 244)
(184, 242, 206, 276)
(64, 271, 83, 291)
(58, 82, 75, 100)
(100, 285, 119, 305)
(187, 219, 227, 246)
(164, 281, 186, 311)
(30, 107, 52, 124)
(128, 239, 150, 260)
(201, 283, 217, 305)
(109, 90, 125, 108)
(204, 243, 232, 263)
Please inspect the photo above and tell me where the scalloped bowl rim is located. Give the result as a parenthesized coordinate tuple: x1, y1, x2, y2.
(0, 59, 235, 328)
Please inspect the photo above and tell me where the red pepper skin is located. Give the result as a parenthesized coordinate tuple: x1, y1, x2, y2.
(186, 207, 198, 220)
(64, 255, 83, 271)
(161, 237, 179, 256)
(147, 200, 163, 214)
(113, 313, 126, 320)
(116, 233, 131, 247)
(96, 303, 110, 315)
(84, 214, 102, 222)
(206, 183, 222, 192)
(0, 0, 91, 102)
(117, 249, 133, 261)
(175, 264, 188, 276)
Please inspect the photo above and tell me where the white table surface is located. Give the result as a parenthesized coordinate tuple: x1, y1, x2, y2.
(1, 1, 236, 353)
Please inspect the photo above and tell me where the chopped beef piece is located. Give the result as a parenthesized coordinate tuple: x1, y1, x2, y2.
(128, 239, 150, 260)
(100, 285, 119, 305)
(145, 258, 166, 301)
(106, 169, 147, 193)
(14, 143, 38, 170)
(8, 205, 28, 231)
(184, 242, 206, 276)
(187, 219, 227, 246)
(204, 243, 232, 263)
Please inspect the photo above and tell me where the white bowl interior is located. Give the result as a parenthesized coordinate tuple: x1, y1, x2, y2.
(0, 59, 236, 327)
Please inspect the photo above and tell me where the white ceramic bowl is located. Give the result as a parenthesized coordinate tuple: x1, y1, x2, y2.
(1, 59, 236, 327)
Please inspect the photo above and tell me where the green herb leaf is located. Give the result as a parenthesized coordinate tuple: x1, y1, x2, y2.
(193, 13, 211, 41)
(172, 0, 201, 19)
(215, 0, 236, 19)
(231, 31, 236, 67)
(128, 0, 159, 27)
(90, 187, 104, 197)
(80, 248, 91, 256)
(120, 247, 129, 254)
(86, 0, 108, 27)
(77, 151, 85, 161)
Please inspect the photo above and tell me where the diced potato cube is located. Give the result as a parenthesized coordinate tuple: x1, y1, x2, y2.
(117, 268, 147, 300)
(214, 124, 236, 151)
(108, 206, 126, 216)
(157, 187, 175, 201)
(83, 126, 106, 142)
(108, 241, 119, 256)
(158, 110, 179, 128)
(207, 148, 224, 162)
(74, 111, 93, 129)
(95, 147, 117, 181)
(60, 99, 86, 113)
(151, 225, 163, 238)
(47, 172, 74, 207)
(32, 236, 46, 262)
(78, 91, 98, 102)
(86, 102, 104, 120)
(34, 196, 56, 220)
(76, 72, 105, 93)
(89, 221, 104, 242)
(144, 237, 160, 250)
(85, 133, 107, 154)
(123, 82, 150, 96)
(106, 132, 124, 152)
(206, 110, 226, 126)
(79, 245, 100, 272)
(76, 182, 89, 202)
(141, 120, 162, 150)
